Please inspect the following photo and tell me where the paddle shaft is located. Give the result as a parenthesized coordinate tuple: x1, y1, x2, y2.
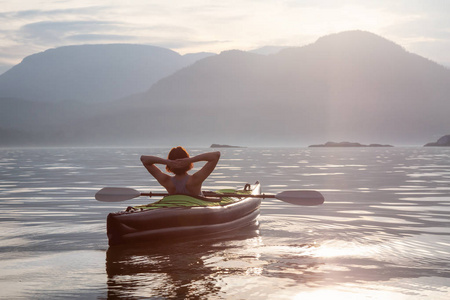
(140, 192, 275, 198)
(95, 187, 324, 205)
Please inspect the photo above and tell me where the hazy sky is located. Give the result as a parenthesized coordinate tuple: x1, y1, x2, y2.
(1, 0, 450, 74)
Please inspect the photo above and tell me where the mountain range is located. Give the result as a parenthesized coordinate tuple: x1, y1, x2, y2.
(1, 30, 449, 147)
(0, 44, 214, 103)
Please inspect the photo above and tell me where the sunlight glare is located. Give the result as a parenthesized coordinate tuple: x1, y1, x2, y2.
(294, 289, 361, 300)
(311, 240, 377, 258)
(293, 287, 408, 300)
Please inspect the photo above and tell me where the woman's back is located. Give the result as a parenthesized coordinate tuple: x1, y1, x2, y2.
(140, 148, 220, 196)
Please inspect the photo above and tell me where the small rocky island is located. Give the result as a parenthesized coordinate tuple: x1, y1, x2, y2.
(210, 144, 245, 148)
(309, 141, 393, 148)
(424, 135, 450, 146)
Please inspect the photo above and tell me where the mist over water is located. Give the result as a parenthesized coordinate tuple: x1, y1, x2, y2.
(0, 147, 449, 299)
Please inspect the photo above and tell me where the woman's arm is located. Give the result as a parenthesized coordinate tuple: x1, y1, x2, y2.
(140, 155, 172, 187)
(140, 155, 169, 166)
(188, 151, 221, 184)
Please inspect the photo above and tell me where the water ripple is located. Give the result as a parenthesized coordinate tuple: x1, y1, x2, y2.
(1, 147, 450, 299)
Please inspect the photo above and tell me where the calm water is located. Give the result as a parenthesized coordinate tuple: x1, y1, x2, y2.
(0, 147, 449, 299)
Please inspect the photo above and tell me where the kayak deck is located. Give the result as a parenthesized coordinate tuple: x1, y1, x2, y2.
(129, 188, 252, 211)
(106, 182, 261, 246)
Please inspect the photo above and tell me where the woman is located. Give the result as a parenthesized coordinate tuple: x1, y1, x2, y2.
(140, 147, 220, 196)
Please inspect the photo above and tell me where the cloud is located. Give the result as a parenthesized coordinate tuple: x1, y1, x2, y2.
(67, 34, 134, 42)
(0, 0, 450, 71)
(0, 5, 120, 70)
(0, 5, 107, 17)
(19, 20, 123, 43)
(375, 2, 450, 64)
(144, 38, 229, 52)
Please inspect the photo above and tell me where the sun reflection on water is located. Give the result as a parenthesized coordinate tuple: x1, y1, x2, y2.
(292, 287, 409, 300)
(302, 240, 378, 259)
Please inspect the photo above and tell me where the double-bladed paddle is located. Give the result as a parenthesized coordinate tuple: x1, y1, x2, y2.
(95, 187, 324, 206)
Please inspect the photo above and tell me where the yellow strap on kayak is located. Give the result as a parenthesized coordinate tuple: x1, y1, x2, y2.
(133, 188, 251, 210)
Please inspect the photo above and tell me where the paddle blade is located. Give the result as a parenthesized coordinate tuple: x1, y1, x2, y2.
(275, 190, 324, 206)
(95, 187, 141, 202)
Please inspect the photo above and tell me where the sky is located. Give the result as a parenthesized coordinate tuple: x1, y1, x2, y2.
(1, 0, 450, 74)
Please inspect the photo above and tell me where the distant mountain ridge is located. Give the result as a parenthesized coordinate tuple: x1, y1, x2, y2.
(0, 44, 214, 103)
(424, 135, 450, 146)
(126, 31, 450, 145)
(1, 31, 449, 146)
